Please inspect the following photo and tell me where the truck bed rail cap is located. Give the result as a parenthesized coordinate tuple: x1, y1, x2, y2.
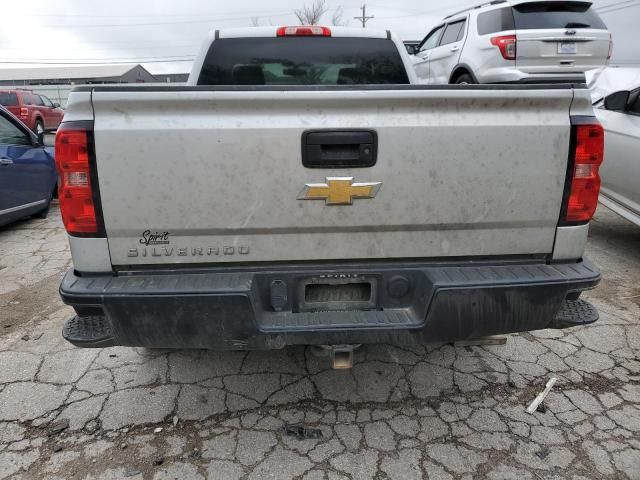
(72, 83, 585, 93)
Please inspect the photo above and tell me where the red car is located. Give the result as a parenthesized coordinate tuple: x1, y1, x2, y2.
(0, 89, 64, 135)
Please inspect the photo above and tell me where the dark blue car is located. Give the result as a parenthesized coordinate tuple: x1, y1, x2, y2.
(0, 105, 57, 227)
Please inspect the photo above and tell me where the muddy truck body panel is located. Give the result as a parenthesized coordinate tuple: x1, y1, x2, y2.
(88, 87, 575, 265)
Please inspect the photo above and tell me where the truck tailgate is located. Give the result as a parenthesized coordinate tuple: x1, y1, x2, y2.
(90, 87, 574, 266)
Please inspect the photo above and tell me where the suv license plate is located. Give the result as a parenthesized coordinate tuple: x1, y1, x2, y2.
(558, 42, 577, 54)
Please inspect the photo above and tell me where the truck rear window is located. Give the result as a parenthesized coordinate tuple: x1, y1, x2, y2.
(512, 1, 607, 30)
(0, 92, 19, 106)
(197, 37, 410, 86)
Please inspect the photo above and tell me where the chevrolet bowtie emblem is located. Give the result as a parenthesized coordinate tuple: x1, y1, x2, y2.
(298, 177, 382, 205)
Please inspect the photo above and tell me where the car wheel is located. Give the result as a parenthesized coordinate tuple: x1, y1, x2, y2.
(33, 202, 50, 219)
(454, 73, 475, 85)
(34, 120, 47, 145)
(33, 191, 53, 219)
(34, 119, 45, 136)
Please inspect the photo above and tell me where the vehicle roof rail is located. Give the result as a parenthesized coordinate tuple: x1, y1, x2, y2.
(443, 0, 507, 20)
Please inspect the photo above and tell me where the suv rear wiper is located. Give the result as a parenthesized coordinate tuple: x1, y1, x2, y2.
(565, 22, 590, 28)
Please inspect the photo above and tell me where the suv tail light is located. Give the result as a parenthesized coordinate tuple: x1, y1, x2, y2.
(562, 121, 605, 224)
(277, 26, 331, 37)
(607, 34, 613, 61)
(490, 35, 517, 60)
(55, 124, 102, 235)
(19, 107, 28, 118)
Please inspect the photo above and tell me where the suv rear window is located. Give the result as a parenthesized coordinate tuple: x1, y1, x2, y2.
(512, 1, 607, 30)
(477, 7, 515, 35)
(198, 37, 410, 86)
(0, 92, 18, 106)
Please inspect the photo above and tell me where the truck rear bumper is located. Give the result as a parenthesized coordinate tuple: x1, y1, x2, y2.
(60, 258, 601, 350)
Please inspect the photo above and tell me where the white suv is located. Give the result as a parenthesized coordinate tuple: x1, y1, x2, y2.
(412, 0, 612, 84)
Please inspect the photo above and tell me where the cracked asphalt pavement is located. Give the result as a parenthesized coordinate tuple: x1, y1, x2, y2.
(0, 204, 639, 480)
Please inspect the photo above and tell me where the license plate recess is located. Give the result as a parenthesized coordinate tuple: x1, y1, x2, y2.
(558, 42, 577, 54)
(298, 275, 378, 312)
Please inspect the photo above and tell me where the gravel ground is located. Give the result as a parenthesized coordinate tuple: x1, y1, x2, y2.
(0, 203, 638, 480)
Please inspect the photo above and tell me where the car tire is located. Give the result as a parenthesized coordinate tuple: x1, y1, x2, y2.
(33, 202, 50, 219)
(34, 119, 45, 136)
(33, 190, 53, 219)
(454, 73, 475, 85)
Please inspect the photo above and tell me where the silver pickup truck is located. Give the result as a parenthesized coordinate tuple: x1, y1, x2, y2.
(56, 26, 604, 354)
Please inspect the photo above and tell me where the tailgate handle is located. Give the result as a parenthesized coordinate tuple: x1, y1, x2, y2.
(302, 130, 377, 168)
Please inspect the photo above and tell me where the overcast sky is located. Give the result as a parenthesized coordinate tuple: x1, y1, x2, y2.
(0, 0, 638, 74)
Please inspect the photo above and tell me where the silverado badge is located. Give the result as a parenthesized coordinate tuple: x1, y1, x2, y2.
(298, 177, 382, 205)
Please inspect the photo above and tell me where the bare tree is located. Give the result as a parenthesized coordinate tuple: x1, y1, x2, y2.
(250, 16, 260, 27)
(294, 0, 328, 25)
(331, 6, 345, 26)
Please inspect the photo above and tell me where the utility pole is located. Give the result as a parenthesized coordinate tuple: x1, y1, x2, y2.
(353, 4, 374, 28)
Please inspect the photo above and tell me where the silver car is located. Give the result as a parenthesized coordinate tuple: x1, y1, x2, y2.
(592, 73, 640, 226)
(413, 0, 612, 84)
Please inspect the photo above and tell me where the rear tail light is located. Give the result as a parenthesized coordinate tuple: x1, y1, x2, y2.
(607, 34, 613, 61)
(55, 125, 101, 235)
(276, 26, 331, 37)
(19, 107, 28, 118)
(490, 35, 517, 60)
(562, 121, 605, 224)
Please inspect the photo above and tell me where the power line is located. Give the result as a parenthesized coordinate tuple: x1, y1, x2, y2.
(368, 0, 471, 17)
(353, 5, 374, 28)
(376, 10, 443, 19)
(11, 8, 295, 18)
(368, 0, 638, 20)
(598, 5, 640, 14)
(375, 6, 462, 20)
(597, 3, 639, 12)
(595, 0, 637, 10)
(42, 11, 296, 29)
(597, 4, 640, 14)
(364, 3, 432, 13)
(596, 0, 640, 12)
